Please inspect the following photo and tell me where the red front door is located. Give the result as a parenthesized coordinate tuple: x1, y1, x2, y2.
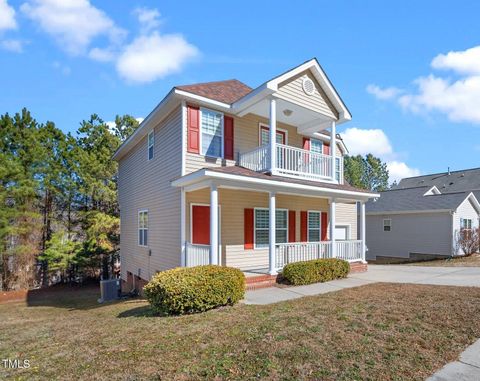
(192, 205, 210, 245)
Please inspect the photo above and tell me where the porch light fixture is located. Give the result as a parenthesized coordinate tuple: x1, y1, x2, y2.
(283, 109, 293, 117)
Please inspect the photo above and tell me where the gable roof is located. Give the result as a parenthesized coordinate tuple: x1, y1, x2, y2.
(396, 167, 480, 193)
(366, 186, 480, 214)
(175, 79, 252, 104)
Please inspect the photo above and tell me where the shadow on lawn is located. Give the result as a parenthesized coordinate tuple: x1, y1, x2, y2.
(25, 282, 108, 310)
(117, 304, 157, 318)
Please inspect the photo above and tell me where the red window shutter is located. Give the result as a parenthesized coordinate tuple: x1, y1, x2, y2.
(300, 211, 308, 242)
(288, 210, 296, 242)
(224, 116, 234, 160)
(323, 143, 330, 155)
(244, 208, 254, 250)
(192, 205, 210, 244)
(187, 105, 200, 154)
(303, 137, 310, 151)
(321, 212, 328, 241)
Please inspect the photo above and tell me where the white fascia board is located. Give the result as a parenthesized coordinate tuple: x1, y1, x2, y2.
(113, 88, 177, 161)
(265, 58, 352, 123)
(172, 169, 379, 200)
(456, 192, 480, 214)
(173, 89, 232, 111)
(231, 84, 274, 116)
(366, 209, 452, 216)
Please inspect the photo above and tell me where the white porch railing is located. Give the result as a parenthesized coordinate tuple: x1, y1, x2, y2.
(238, 144, 269, 172)
(275, 240, 363, 269)
(336, 240, 363, 262)
(238, 143, 343, 182)
(185, 243, 222, 267)
(276, 143, 333, 180)
(185, 243, 210, 267)
(275, 242, 332, 269)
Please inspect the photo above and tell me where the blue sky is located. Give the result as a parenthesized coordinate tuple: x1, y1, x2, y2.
(1, 0, 479, 181)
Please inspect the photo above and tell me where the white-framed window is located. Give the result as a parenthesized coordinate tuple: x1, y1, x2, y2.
(308, 211, 321, 242)
(383, 218, 391, 232)
(335, 157, 341, 181)
(201, 108, 223, 158)
(254, 208, 288, 248)
(310, 138, 323, 154)
(461, 218, 472, 230)
(138, 210, 148, 246)
(147, 131, 154, 160)
(259, 124, 287, 145)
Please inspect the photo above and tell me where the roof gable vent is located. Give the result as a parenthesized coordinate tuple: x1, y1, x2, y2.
(302, 77, 316, 96)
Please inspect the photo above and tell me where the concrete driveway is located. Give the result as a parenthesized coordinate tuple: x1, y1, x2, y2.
(351, 264, 480, 287)
(245, 264, 480, 305)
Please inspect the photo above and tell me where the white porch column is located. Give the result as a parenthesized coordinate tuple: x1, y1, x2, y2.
(180, 188, 186, 267)
(269, 97, 277, 174)
(360, 201, 366, 262)
(331, 121, 337, 182)
(330, 198, 337, 258)
(268, 191, 277, 275)
(210, 184, 219, 265)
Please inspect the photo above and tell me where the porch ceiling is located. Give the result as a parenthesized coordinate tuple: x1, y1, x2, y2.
(243, 98, 333, 135)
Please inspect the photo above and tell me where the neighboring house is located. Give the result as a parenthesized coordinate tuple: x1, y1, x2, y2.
(365, 184, 480, 262)
(113, 58, 378, 290)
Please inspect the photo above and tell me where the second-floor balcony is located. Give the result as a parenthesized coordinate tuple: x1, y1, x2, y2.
(238, 143, 343, 183)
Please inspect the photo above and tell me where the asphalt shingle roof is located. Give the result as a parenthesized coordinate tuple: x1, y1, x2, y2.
(366, 186, 479, 213)
(175, 79, 253, 104)
(396, 167, 480, 193)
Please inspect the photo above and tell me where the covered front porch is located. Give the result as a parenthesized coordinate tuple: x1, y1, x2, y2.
(173, 167, 376, 274)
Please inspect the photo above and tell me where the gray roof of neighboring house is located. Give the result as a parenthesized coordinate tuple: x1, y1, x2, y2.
(366, 186, 480, 214)
(395, 167, 480, 193)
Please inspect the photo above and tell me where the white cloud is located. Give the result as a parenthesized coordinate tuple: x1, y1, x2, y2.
(368, 45, 480, 125)
(133, 7, 160, 34)
(366, 84, 403, 100)
(431, 46, 480, 75)
(341, 128, 393, 157)
(52, 61, 71, 75)
(0, 0, 17, 31)
(341, 127, 420, 183)
(20, 0, 126, 55)
(88, 47, 115, 62)
(1, 39, 24, 52)
(116, 32, 198, 84)
(386, 161, 421, 182)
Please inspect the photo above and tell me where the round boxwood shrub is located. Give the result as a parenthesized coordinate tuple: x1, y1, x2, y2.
(282, 258, 349, 286)
(143, 265, 245, 315)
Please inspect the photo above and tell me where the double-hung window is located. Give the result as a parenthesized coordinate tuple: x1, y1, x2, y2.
(254, 208, 288, 248)
(308, 211, 321, 242)
(201, 108, 223, 158)
(335, 157, 341, 181)
(148, 131, 154, 160)
(310, 139, 323, 154)
(138, 210, 148, 246)
(383, 219, 391, 232)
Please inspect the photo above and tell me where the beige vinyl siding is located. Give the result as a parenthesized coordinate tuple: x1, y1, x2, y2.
(365, 213, 453, 260)
(186, 189, 355, 270)
(276, 70, 338, 119)
(118, 106, 182, 281)
(185, 110, 343, 174)
(336, 203, 358, 239)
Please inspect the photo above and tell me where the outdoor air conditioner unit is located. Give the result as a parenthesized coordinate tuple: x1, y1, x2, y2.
(98, 278, 121, 303)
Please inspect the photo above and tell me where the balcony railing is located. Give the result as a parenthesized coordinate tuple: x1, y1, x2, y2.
(238, 143, 343, 182)
(275, 240, 363, 269)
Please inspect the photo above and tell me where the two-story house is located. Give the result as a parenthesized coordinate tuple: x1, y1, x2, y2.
(113, 58, 379, 290)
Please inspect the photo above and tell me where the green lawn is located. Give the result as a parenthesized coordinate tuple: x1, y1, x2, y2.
(1, 283, 480, 380)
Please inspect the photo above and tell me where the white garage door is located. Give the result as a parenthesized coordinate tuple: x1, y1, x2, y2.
(335, 225, 349, 240)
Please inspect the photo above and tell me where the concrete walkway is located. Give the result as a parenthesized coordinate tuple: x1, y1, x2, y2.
(244, 264, 480, 304)
(427, 339, 480, 381)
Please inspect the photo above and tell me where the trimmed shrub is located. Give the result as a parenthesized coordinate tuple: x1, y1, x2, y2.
(282, 258, 349, 286)
(143, 265, 245, 315)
